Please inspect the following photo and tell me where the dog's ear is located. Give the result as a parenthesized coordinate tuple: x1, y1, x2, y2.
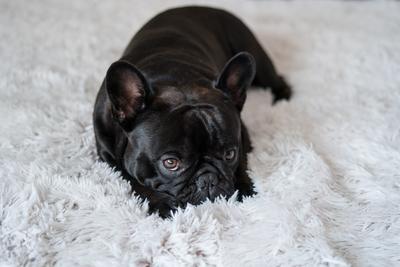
(105, 60, 149, 130)
(216, 52, 256, 111)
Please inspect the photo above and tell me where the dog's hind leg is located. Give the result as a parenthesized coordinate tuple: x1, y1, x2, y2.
(222, 12, 292, 103)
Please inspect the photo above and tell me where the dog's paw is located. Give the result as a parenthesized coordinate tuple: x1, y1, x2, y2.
(237, 182, 257, 202)
(147, 194, 177, 219)
(272, 76, 292, 103)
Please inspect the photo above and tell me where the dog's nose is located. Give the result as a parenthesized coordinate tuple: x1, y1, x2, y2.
(196, 173, 219, 192)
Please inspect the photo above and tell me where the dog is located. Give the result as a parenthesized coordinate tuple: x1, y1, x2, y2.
(93, 6, 291, 217)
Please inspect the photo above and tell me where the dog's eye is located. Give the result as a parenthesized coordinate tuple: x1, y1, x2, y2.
(162, 158, 180, 171)
(224, 149, 236, 161)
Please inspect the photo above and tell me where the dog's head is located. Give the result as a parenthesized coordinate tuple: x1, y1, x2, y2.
(105, 52, 255, 210)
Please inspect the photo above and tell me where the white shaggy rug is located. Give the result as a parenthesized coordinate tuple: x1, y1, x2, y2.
(1, 0, 400, 266)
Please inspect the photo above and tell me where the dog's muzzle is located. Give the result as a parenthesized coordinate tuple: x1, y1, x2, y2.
(196, 172, 220, 199)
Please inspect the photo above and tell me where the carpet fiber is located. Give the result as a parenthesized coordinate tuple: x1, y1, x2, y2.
(1, 0, 400, 266)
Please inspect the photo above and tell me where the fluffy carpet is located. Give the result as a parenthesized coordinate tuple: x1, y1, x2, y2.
(1, 0, 400, 266)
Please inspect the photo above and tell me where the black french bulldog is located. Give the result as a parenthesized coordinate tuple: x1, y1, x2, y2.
(93, 6, 291, 217)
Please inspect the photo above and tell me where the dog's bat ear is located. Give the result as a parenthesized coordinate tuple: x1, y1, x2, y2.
(216, 52, 256, 111)
(105, 60, 149, 130)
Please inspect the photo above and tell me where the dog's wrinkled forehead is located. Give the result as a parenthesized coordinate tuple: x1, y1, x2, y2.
(150, 86, 241, 153)
(152, 84, 224, 107)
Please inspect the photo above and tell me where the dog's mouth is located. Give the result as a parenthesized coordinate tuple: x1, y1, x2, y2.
(143, 167, 237, 215)
(145, 182, 236, 218)
(173, 174, 236, 207)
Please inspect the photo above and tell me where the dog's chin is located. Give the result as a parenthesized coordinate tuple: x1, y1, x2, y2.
(175, 184, 236, 207)
(149, 182, 236, 218)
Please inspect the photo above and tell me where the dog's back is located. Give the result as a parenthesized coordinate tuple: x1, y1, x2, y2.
(122, 7, 244, 82)
(122, 6, 290, 96)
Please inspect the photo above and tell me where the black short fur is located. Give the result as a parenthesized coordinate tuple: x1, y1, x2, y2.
(93, 6, 291, 217)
